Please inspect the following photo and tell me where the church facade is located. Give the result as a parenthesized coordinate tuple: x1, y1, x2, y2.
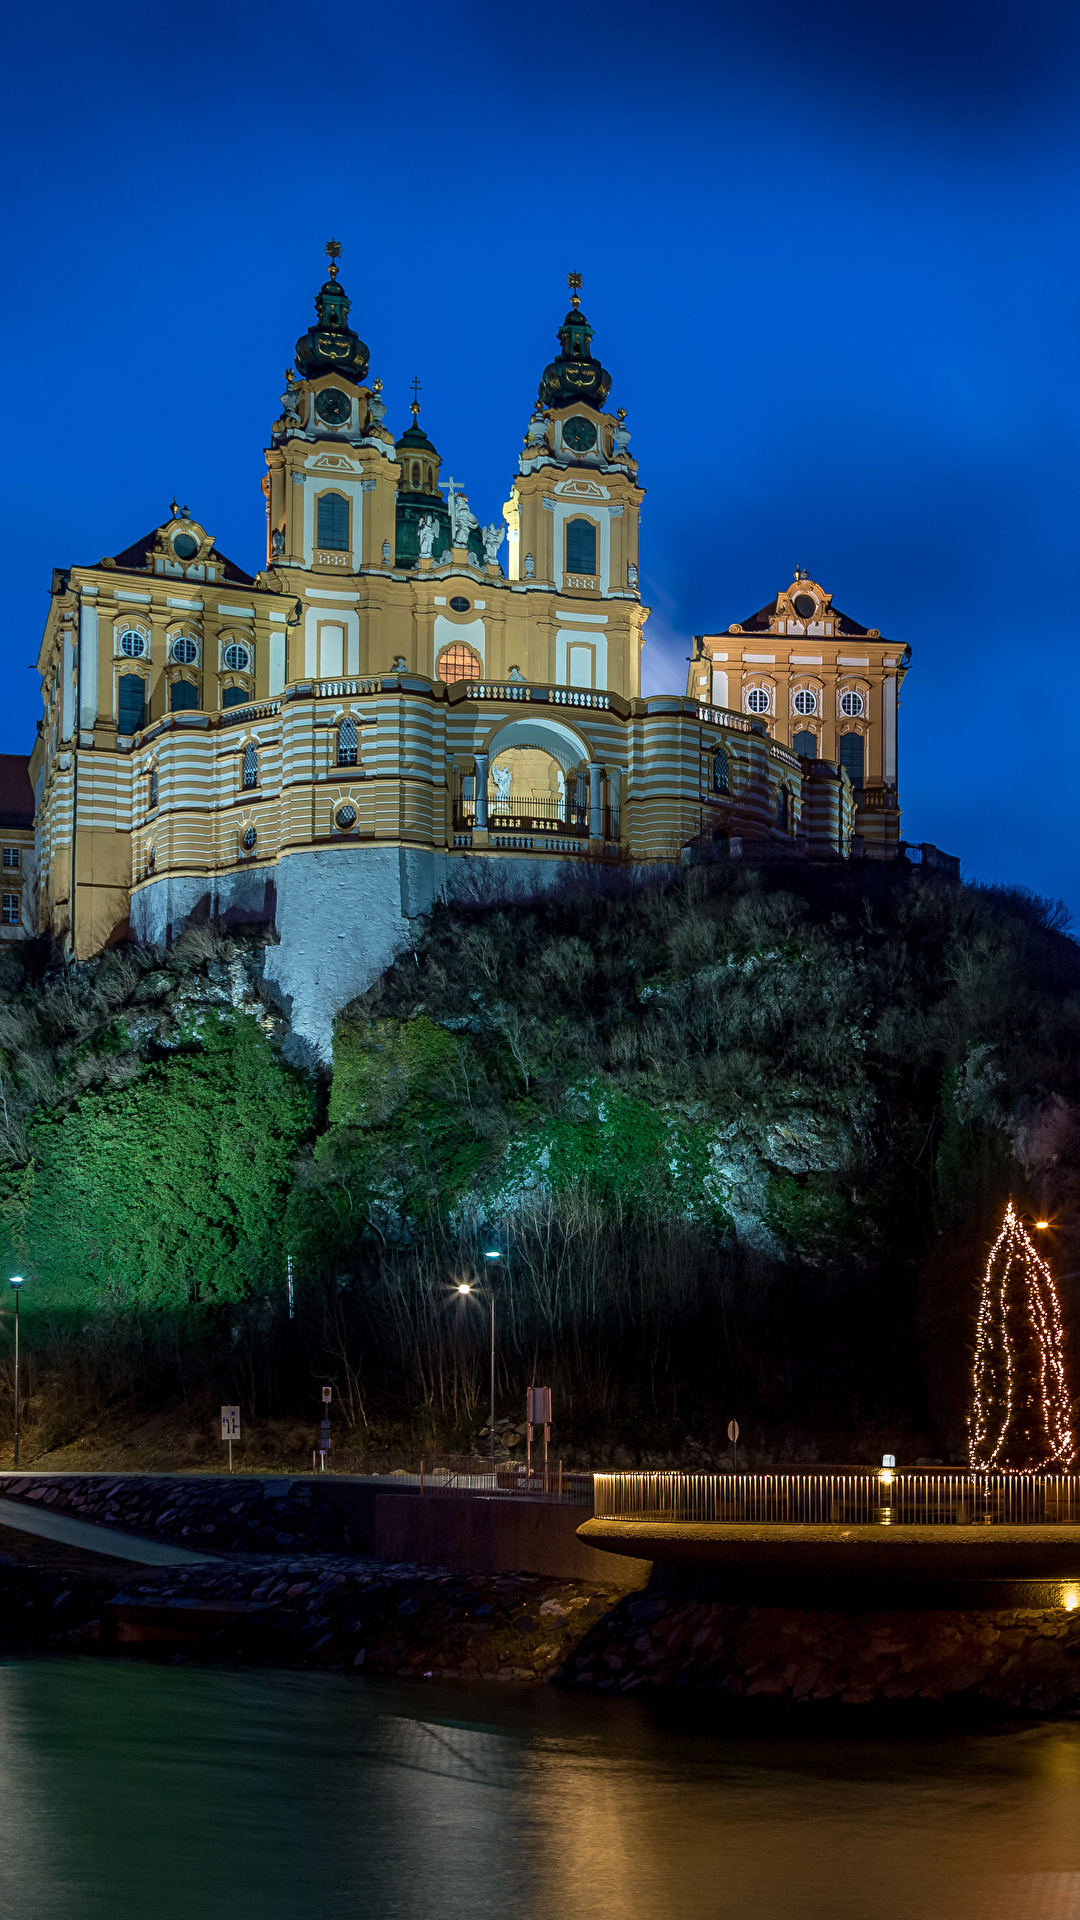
(29, 251, 911, 1054)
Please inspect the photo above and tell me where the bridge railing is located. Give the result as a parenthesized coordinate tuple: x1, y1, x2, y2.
(593, 1470, 1080, 1526)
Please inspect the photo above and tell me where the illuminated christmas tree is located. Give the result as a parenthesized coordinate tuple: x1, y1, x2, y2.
(968, 1201, 1075, 1470)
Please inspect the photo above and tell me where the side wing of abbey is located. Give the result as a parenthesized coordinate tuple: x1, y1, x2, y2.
(26, 255, 922, 1056)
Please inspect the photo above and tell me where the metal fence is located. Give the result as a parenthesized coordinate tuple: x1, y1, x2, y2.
(592, 1471, 1080, 1527)
(393, 1463, 595, 1506)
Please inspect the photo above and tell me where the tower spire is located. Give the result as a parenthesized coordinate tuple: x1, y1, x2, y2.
(409, 375, 422, 422)
(567, 268, 582, 311)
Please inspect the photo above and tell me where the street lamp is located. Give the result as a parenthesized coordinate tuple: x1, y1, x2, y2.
(9, 1277, 24, 1467)
(458, 1247, 502, 1467)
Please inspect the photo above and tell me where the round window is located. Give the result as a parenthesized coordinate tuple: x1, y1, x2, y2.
(437, 644, 481, 683)
(746, 687, 771, 714)
(119, 629, 147, 659)
(223, 644, 251, 672)
(792, 592, 816, 618)
(241, 826, 257, 851)
(334, 803, 358, 830)
(172, 636, 198, 665)
(448, 596, 471, 613)
(839, 689, 865, 717)
(793, 688, 817, 716)
(173, 533, 199, 561)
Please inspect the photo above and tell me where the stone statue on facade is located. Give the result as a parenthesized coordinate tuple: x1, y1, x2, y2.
(492, 763, 512, 812)
(417, 515, 438, 558)
(627, 561, 638, 588)
(482, 521, 505, 566)
(525, 410, 548, 447)
(451, 492, 479, 550)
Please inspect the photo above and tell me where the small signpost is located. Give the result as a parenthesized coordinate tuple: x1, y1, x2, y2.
(727, 1418, 740, 1473)
(526, 1386, 552, 1483)
(221, 1405, 240, 1473)
(318, 1385, 332, 1472)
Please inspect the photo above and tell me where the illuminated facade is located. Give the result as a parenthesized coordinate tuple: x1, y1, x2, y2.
(30, 251, 909, 1055)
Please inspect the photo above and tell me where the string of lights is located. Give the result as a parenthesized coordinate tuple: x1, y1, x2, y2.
(968, 1200, 1075, 1471)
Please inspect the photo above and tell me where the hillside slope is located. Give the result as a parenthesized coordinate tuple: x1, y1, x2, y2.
(0, 864, 1078, 1466)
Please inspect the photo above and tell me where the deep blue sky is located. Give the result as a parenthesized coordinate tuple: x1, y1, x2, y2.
(4, 0, 1080, 906)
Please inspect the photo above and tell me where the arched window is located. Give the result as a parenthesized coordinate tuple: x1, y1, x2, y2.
(436, 644, 482, 684)
(337, 716, 358, 765)
(412, 461, 421, 489)
(839, 733, 864, 789)
(223, 687, 250, 710)
(793, 729, 817, 758)
(713, 747, 729, 794)
(317, 492, 349, 550)
(566, 518, 597, 574)
(243, 743, 259, 790)
(170, 679, 198, 712)
(776, 786, 788, 829)
(149, 767, 158, 808)
(117, 675, 145, 734)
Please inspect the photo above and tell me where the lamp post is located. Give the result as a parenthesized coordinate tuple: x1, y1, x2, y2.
(9, 1277, 24, 1467)
(458, 1246, 502, 1467)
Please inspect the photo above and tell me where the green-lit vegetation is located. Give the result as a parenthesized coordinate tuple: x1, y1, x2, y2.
(0, 864, 1078, 1467)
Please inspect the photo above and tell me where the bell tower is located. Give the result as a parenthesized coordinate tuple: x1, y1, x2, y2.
(263, 242, 400, 582)
(504, 274, 644, 637)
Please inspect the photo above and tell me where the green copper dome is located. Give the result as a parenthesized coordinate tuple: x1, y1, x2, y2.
(537, 302, 611, 411)
(295, 274, 370, 385)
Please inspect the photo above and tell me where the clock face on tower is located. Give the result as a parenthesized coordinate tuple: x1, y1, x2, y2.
(315, 388, 351, 426)
(563, 415, 597, 451)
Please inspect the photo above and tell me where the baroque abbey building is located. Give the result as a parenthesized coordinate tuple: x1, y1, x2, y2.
(30, 251, 916, 1058)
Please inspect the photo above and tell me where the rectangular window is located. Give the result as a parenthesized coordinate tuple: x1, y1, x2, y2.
(2, 847, 20, 869)
(2, 894, 20, 926)
(117, 674, 146, 734)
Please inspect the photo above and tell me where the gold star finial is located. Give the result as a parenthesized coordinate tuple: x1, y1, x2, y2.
(325, 237, 342, 280)
(567, 269, 582, 310)
(409, 374, 422, 422)
(169, 497, 179, 519)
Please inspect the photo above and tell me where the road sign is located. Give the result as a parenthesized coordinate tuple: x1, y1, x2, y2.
(727, 1419, 739, 1443)
(322, 1385, 332, 1404)
(221, 1405, 240, 1473)
(528, 1387, 552, 1426)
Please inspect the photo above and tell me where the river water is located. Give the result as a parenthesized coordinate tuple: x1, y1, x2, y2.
(1, 1659, 1079, 1920)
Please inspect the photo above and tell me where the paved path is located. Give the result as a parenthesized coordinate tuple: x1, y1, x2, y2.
(0, 1497, 217, 1566)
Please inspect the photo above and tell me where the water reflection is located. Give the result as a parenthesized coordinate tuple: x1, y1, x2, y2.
(0, 1659, 1079, 1919)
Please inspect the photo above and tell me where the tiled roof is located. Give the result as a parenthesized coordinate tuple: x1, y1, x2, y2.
(738, 599, 870, 637)
(104, 529, 255, 586)
(0, 755, 34, 830)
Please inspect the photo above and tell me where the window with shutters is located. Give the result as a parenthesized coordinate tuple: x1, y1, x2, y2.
(337, 716, 358, 765)
(793, 730, 817, 758)
(223, 686, 249, 710)
(317, 491, 349, 551)
(117, 675, 146, 734)
(839, 733, 864, 789)
(170, 679, 198, 712)
(565, 518, 597, 574)
(242, 744, 259, 790)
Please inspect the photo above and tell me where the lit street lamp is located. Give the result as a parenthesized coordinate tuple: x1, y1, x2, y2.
(9, 1276, 24, 1467)
(458, 1246, 502, 1466)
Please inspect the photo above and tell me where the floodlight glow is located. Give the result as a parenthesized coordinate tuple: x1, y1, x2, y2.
(8, 1276, 24, 1288)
